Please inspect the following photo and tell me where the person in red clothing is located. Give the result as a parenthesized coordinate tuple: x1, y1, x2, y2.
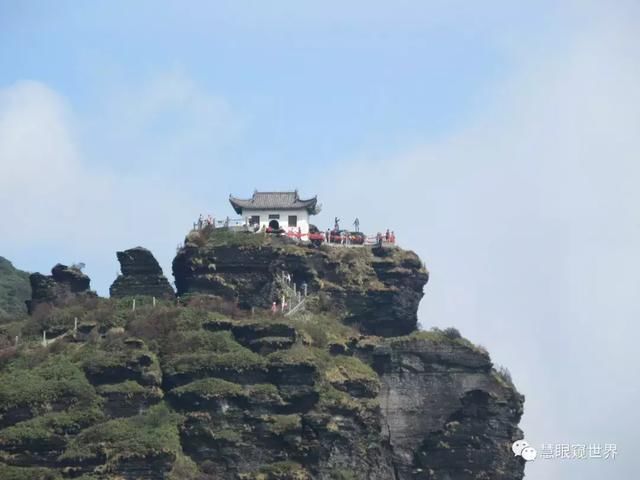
(390, 231, 396, 244)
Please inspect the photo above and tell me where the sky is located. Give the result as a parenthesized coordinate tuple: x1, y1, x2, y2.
(1, 1, 639, 478)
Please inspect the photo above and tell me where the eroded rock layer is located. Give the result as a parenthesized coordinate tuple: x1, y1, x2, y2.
(109, 247, 174, 299)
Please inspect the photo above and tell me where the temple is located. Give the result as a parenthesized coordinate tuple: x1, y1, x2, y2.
(229, 190, 320, 234)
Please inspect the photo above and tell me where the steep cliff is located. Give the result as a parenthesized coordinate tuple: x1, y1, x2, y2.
(0, 233, 525, 480)
(173, 231, 428, 336)
(368, 333, 524, 480)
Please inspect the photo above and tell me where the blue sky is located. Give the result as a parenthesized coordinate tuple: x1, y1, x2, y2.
(1, 2, 639, 479)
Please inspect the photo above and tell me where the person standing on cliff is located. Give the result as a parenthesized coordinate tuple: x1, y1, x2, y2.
(353, 217, 360, 232)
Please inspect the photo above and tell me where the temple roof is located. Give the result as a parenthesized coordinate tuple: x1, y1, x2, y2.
(229, 191, 320, 215)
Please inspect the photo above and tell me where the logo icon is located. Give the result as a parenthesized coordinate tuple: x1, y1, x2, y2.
(512, 440, 537, 461)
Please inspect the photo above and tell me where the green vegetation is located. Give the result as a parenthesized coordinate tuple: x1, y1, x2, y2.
(170, 378, 243, 399)
(325, 355, 380, 391)
(268, 344, 324, 369)
(315, 382, 377, 415)
(0, 464, 61, 480)
(0, 257, 30, 321)
(163, 329, 267, 376)
(78, 339, 162, 385)
(260, 414, 301, 435)
(186, 226, 271, 248)
(288, 314, 356, 349)
(168, 452, 200, 480)
(0, 356, 98, 411)
(331, 248, 378, 288)
(164, 349, 267, 376)
(96, 380, 159, 397)
(0, 406, 104, 446)
(61, 403, 182, 462)
(386, 328, 488, 355)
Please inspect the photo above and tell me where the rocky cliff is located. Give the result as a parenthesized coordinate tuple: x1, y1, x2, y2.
(369, 334, 524, 480)
(173, 232, 428, 337)
(0, 230, 525, 480)
(110, 247, 174, 299)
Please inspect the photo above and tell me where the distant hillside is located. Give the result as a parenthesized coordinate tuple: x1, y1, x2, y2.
(0, 256, 30, 319)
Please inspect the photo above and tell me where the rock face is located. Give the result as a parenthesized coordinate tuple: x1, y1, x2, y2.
(368, 334, 525, 480)
(173, 234, 428, 336)
(109, 247, 174, 299)
(26, 263, 95, 314)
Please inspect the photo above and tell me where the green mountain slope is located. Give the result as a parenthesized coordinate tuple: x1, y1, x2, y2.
(0, 257, 30, 320)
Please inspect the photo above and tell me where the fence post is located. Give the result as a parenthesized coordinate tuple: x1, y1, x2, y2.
(303, 283, 308, 297)
(132, 298, 136, 311)
(15, 336, 19, 347)
(281, 295, 285, 312)
(42, 330, 47, 347)
(153, 296, 156, 307)
(74, 317, 78, 333)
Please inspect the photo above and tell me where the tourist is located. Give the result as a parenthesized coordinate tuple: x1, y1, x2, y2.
(385, 229, 390, 241)
(334, 217, 340, 230)
(391, 231, 396, 244)
(326, 229, 330, 242)
(353, 217, 360, 232)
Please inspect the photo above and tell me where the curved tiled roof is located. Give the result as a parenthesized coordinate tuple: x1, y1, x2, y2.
(229, 191, 319, 214)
